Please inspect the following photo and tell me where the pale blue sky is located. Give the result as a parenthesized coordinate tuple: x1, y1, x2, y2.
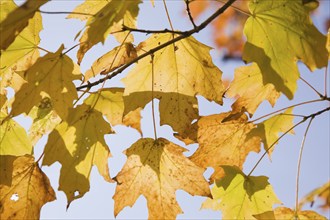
(11, 0, 330, 219)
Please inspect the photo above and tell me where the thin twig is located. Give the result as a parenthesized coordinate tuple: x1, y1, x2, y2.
(248, 106, 330, 176)
(185, 0, 197, 28)
(38, 9, 93, 17)
(295, 117, 313, 215)
(300, 76, 322, 97)
(122, 25, 185, 35)
(215, 0, 251, 16)
(250, 99, 324, 123)
(162, 0, 175, 31)
(76, 0, 237, 91)
(151, 54, 158, 139)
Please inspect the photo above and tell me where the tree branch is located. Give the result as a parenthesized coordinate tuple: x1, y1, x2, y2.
(76, 0, 237, 91)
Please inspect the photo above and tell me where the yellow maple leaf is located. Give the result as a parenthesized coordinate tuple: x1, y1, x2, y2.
(0, 112, 32, 156)
(113, 138, 211, 219)
(190, 112, 261, 181)
(253, 207, 327, 220)
(249, 108, 295, 156)
(0, 155, 55, 219)
(84, 43, 137, 82)
(0, 1, 42, 93)
(84, 88, 141, 133)
(0, 0, 48, 50)
(28, 96, 61, 145)
(227, 63, 280, 116)
(11, 45, 81, 120)
(123, 92, 199, 142)
(202, 165, 281, 219)
(42, 104, 113, 206)
(68, 0, 141, 63)
(299, 181, 330, 211)
(123, 33, 224, 104)
(243, 0, 328, 99)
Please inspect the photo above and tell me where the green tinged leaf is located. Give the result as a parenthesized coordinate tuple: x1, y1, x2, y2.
(253, 207, 327, 220)
(243, 0, 328, 99)
(0, 0, 48, 50)
(42, 104, 113, 206)
(0, 112, 32, 156)
(202, 166, 281, 219)
(249, 108, 295, 156)
(11, 45, 82, 120)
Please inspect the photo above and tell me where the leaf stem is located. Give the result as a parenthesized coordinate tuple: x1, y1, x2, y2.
(37, 46, 51, 53)
(250, 99, 324, 123)
(76, 0, 237, 91)
(151, 54, 158, 140)
(162, 0, 175, 32)
(299, 76, 322, 97)
(38, 9, 93, 17)
(295, 117, 313, 216)
(248, 106, 330, 176)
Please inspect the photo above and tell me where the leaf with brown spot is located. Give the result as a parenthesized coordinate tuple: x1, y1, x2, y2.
(227, 63, 280, 116)
(11, 45, 82, 120)
(113, 138, 211, 219)
(190, 112, 261, 181)
(84, 43, 137, 82)
(253, 207, 327, 220)
(0, 155, 55, 219)
(42, 104, 113, 206)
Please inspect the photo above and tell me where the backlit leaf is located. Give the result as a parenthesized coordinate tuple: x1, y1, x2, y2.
(0, 1, 42, 92)
(84, 88, 141, 133)
(113, 138, 211, 219)
(28, 97, 61, 145)
(243, 0, 328, 99)
(123, 33, 224, 104)
(11, 45, 81, 120)
(69, 0, 141, 63)
(123, 92, 198, 142)
(84, 43, 137, 82)
(42, 104, 113, 206)
(249, 108, 294, 156)
(0, 112, 32, 156)
(0, 0, 48, 50)
(0, 155, 55, 219)
(202, 165, 281, 219)
(253, 207, 327, 220)
(190, 112, 260, 181)
(299, 181, 330, 211)
(227, 63, 280, 116)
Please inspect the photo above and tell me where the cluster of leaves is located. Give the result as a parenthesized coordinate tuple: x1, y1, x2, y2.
(0, 0, 329, 219)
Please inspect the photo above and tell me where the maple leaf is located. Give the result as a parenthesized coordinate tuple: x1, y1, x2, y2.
(0, 112, 32, 156)
(123, 92, 199, 143)
(0, 155, 55, 219)
(84, 88, 141, 133)
(202, 165, 281, 219)
(253, 207, 327, 220)
(249, 108, 295, 156)
(28, 96, 61, 145)
(42, 104, 113, 206)
(0, 0, 48, 50)
(0, 1, 42, 93)
(299, 181, 330, 211)
(113, 138, 211, 219)
(84, 43, 137, 82)
(243, 0, 328, 99)
(68, 0, 141, 63)
(226, 63, 280, 116)
(123, 33, 224, 104)
(11, 45, 81, 120)
(190, 112, 261, 181)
